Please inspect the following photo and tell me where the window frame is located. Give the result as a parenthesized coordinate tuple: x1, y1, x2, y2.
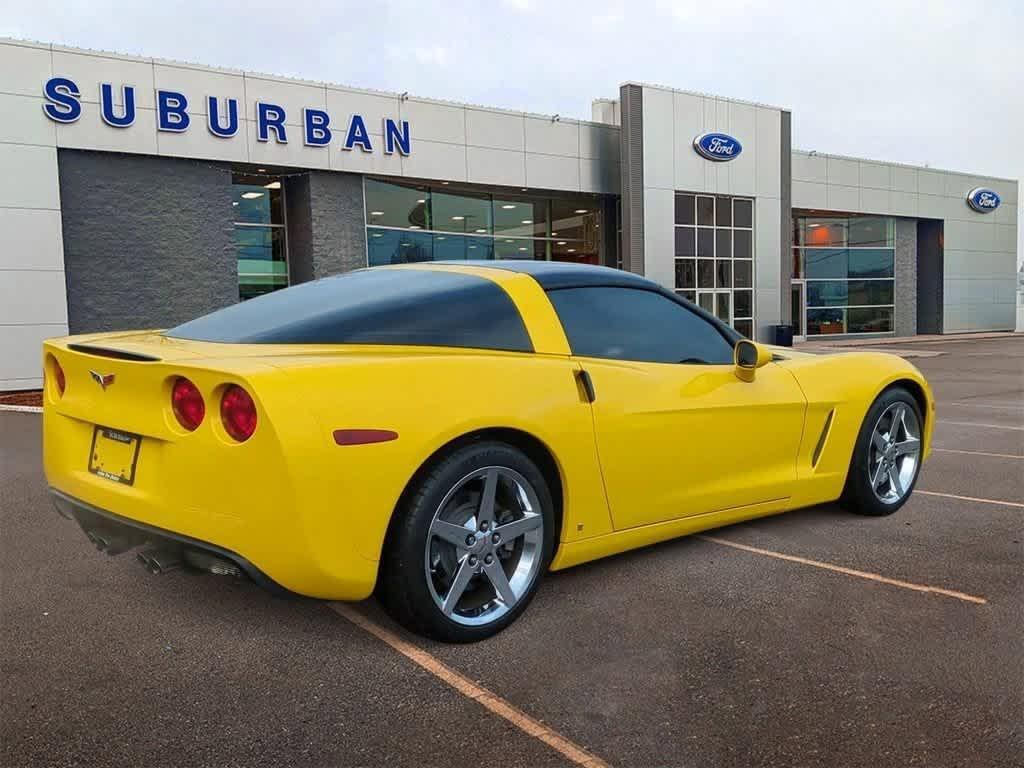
(233, 174, 290, 301)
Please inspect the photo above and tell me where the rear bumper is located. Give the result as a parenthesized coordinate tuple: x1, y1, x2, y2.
(51, 488, 288, 594)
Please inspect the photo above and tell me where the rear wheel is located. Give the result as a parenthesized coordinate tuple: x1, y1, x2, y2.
(842, 387, 923, 516)
(380, 441, 554, 642)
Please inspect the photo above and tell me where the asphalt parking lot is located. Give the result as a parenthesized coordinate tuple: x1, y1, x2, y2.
(2, 337, 1021, 768)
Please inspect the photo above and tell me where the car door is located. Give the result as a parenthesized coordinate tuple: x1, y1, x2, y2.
(547, 285, 807, 530)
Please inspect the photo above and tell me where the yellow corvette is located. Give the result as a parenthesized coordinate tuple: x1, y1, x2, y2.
(43, 261, 933, 642)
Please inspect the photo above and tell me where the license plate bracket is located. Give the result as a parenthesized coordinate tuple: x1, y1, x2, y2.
(88, 426, 141, 485)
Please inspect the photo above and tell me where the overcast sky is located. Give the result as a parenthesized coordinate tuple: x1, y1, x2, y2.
(4, 0, 1021, 265)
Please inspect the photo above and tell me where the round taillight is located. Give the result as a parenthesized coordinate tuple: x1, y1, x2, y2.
(220, 385, 257, 442)
(52, 358, 66, 397)
(171, 377, 205, 431)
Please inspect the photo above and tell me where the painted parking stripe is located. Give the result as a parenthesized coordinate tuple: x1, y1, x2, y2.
(932, 447, 1023, 460)
(915, 490, 1024, 509)
(0, 404, 42, 414)
(938, 420, 1024, 431)
(696, 535, 987, 605)
(329, 603, 610, 768)
(945, 402, 1024, 412)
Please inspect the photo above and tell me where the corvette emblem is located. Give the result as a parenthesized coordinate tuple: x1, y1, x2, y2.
(89, 370, 116, 390)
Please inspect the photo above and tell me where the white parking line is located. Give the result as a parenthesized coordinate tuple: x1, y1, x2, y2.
(933, 447, 1023, 460)
(938, 420, 1024, 431)
(0, 404, 42, 414)
(330, 603, 610, 768)
(945, 402, 1024, 412)
(696, 535, 987, 604)
(915, 490, 1024, 509)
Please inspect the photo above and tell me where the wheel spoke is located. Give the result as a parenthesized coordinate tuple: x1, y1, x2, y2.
(887, 465, 904, 497)
(494, 512, 542, 543)
(894, 436, 920, 457)
(872, 429, 888, 453)
(891, 404, 907, 440)
(870, 459, 887, 489)
(483, 558, 517, 606)
(441, 557, 475, 616)
(477, 468, 499, 527)
(431, 519, 472, 548)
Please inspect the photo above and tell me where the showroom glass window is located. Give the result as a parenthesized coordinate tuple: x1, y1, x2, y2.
(233, 173, 288, 301)
(364, 178, 608, 266)
(793, 215, 895, 335)
(673, 193, 755, 339)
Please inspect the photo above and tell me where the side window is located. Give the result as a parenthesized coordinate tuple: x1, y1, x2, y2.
(547, 286, 734, 364)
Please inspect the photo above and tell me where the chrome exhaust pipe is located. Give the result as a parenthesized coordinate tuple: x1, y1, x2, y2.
(136, 548, 182, 575)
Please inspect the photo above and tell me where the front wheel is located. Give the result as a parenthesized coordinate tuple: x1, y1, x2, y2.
(380, 441, 554, 642)
(842, 387, 924, 516)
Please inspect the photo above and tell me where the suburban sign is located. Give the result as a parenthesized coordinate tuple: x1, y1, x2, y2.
(693, 132, 742, 162)
(41, 77, 412, 155)
(966, 187, 1001, 213)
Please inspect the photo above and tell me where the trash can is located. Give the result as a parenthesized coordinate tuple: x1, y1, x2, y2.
(770, 324, 794, 347)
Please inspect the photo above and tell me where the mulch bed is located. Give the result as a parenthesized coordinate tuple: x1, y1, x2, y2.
(0, 390, 42, 407)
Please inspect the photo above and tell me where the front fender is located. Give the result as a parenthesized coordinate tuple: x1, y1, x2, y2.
(778, 351, 934, 508)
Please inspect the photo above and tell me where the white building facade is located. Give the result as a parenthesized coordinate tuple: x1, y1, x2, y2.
(0, 38, 1018, 390)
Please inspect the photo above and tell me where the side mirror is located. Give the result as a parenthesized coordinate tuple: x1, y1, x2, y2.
(734, 340, 772, 382)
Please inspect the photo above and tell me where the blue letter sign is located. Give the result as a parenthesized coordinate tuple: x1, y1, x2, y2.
(42, 77, 412, 156)
(42, 77, 82, 123)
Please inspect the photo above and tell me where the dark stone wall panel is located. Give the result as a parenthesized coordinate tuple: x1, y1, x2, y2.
(58, 150, 235, 333)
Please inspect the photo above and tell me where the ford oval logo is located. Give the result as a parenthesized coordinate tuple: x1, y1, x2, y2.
(693, 132, 742, 162)
(966, 187, 1001, 213)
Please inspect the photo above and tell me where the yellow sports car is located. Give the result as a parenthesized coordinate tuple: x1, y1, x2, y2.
(44, 261, 933, 642)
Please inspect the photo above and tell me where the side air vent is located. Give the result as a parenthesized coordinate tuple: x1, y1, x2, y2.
(811, 409, 835, 468)
(67, 344, 160, 362)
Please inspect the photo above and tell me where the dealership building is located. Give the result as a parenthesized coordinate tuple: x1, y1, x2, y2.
(1, 37, 1019, 390)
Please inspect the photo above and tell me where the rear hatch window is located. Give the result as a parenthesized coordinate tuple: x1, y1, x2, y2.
(166, 268, 533, 352)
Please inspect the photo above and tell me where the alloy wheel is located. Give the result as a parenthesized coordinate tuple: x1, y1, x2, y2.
(424, 466, 545, 626)
(868, 402, 921, 504)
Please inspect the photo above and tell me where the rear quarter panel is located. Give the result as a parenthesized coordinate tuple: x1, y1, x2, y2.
(778, 351, 934, 509)
(264, 347, 612, 594)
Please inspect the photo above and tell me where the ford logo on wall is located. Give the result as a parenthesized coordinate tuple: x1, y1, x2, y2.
(966, 187, 1001, 213)
(693, 132, 743, 162)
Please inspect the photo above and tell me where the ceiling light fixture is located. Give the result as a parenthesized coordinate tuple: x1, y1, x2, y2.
(370, 211, 384, 216)
(451, 215, 465, 221)
(568, 248, 576, 253)
(409, 225, 421, 229)
(263, 181, 281, 189)
(557, 241, 566, 245)
(574, 209, 587, 214)
(416, 198, 426, 204)
(521, 219, 532, 224)
(257, 168, 267, 172)
(518, 247, 527, 252)
(475, 228, 487, 233)
(241, 192, 264, 199)
(501, 204, 516, 210)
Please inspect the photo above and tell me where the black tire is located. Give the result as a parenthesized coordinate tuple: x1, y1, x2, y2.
(380, 440, 555, 643)
(841, 386, 924, 516)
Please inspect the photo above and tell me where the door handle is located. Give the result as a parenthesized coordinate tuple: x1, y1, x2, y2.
(575, 370, 596, 403)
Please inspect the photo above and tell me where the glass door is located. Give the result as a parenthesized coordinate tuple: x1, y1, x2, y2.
(790, 281, 806, 342)
(698, 290, 732, 326)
